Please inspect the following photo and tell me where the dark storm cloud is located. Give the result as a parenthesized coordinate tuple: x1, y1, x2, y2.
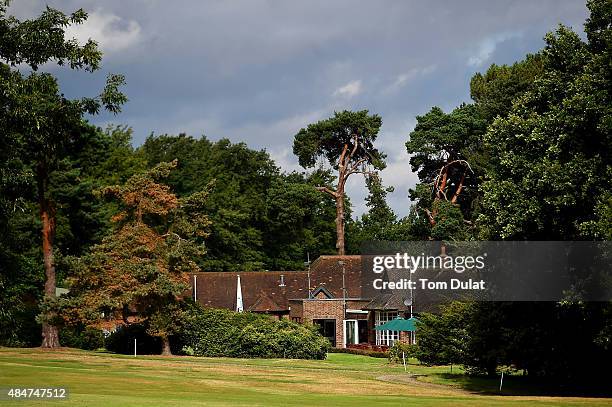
(9, 1, 588, 216)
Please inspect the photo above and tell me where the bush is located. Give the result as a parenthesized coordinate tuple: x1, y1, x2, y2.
(0, 303, 41, 347)
(178, 307, 262, 357)
(60, 325, 105, 350)
(179, 307, 330, 359)
(388, 341, 417, 363)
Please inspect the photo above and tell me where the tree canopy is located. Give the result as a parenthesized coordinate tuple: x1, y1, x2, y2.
(293, 110, 386, 254)
(479, 11, 612, 240)
(140, 134, 338, 270)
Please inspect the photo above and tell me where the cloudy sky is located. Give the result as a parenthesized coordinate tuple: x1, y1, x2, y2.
(11, 1, 588, 217)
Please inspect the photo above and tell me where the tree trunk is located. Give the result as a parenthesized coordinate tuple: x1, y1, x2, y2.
(39, 172, 60, 348)
(335, 189, 345, 255)
(161, 335, 172, 356)
(41, 323, 60, 348)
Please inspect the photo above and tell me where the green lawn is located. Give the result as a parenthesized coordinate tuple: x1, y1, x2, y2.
(0, 348, 610, 406)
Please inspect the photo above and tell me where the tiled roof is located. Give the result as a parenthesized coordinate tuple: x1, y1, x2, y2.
(308, 255, 364, 298)
(248, 291, 284, 312)
(188, 255, 367, 311)
(190, 271, 307, 311)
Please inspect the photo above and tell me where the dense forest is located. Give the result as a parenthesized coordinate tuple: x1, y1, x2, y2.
(0, 0, 610, 390)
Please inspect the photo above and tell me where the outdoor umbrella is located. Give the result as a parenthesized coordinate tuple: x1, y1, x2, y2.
(374, 316, 419, 332)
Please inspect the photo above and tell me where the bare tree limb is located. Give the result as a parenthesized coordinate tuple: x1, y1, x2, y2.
(315, 185, 338, 198)
(347, 169, 375, 177)
(432, 159, 474, 202)
(338, 143, 349, 171)
(450, 170, 467, 204)
(345, 157, 369, 179)
(349, 134, 359, 160)
(424, 208, 436, 226)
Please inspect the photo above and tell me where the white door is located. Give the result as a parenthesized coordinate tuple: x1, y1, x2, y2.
(343, 319, 358, 347)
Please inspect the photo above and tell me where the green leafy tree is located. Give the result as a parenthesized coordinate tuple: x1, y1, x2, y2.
(405, 1, 611, 387)
(415, 302, 472, 370)
(48, 125, 146, 259)
(478, 1, 611, 240)
(346, 173, 415, 252)
(360, 173, 397, 237)
(293, 110, 386, 254)
(7, 125, 146, 349)
(0, 2, 126, 348)
(470, 54, 544, 122)
(405, 104, 486, 239)
(64, 162, 211, 355)
(263, 171, 337, 269)
(406, 51, 545, 241)
(141, 134, 338, 270)
(465, 0, 612, 386)
(141, 135, 277, 270)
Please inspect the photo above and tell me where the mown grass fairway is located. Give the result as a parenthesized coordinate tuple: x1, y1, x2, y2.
(0, 348, 610, 406)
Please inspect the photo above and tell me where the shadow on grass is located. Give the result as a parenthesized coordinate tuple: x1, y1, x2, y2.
(434, 372, 612, 398)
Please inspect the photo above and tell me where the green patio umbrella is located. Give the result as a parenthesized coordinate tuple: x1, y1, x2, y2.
(374, 316, 419, 332)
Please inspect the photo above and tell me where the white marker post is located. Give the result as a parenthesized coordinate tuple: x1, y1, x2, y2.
(134, 338, 137, 357)
(499, 371, 504, 392)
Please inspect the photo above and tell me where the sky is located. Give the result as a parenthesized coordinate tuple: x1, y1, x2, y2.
(10, 1, 589, 217)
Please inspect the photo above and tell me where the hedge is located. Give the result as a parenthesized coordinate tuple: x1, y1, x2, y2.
(179, 307, 330, 359)
(60, 325, 105, 350)
(329, 347, 388, 358)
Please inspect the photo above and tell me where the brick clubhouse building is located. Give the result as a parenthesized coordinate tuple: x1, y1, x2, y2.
(189, 255, 425, 348)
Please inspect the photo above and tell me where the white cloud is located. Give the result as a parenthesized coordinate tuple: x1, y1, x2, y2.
(268, 147, 302, 173)
(64, 10, 142, 53)
(385, 65, 437, 93)
(332, 80, 362, 98)
(467, 31, 523, 67)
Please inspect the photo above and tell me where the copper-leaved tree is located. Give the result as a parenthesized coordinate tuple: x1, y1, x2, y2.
(63, 161, 211, 355)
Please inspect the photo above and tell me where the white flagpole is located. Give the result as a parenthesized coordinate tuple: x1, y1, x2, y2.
(236, 275, 244, 313)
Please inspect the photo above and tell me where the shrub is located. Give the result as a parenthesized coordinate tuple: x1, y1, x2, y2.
(60, 325, 105, 350)
(0, 303, 41, 347)
(388, 341, 418, 363)
(179, 306, 330, 359)
(178, 307, 263, 357)
(238, 319, 329, 359)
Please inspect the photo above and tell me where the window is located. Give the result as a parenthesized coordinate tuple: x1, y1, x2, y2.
(375, 311, 399, 346)
(313, 319, 336, 347)
(291, 317, 302, 323)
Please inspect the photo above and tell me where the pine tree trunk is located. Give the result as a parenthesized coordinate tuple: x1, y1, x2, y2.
(161, 335, 172, 356)
(41, 323, 60, 348)
(39, 173, 60, 348)
(335, 190, 345, 255)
